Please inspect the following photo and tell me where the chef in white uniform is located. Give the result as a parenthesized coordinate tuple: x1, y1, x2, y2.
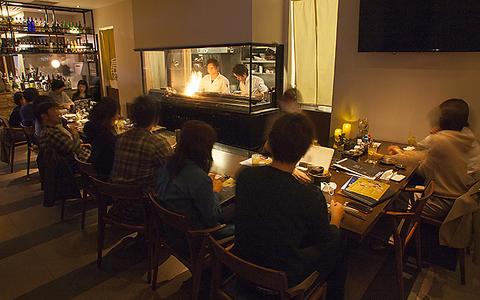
(199, 58, 230, 94)
(232, 64, 269, 98)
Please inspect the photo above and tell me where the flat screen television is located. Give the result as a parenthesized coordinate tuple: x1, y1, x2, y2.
(358, 0, 480, 52)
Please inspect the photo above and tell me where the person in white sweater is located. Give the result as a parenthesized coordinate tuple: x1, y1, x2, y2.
(389, 98, 477, 219)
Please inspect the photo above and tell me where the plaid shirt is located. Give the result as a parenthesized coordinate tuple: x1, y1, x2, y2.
(39, 125, 90, 164)
(111, 128, 172, 189)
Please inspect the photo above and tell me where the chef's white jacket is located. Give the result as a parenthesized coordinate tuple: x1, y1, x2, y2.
(199, 73, 230, 93)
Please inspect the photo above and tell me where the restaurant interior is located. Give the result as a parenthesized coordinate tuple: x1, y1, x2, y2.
(0, 0, 479, 299)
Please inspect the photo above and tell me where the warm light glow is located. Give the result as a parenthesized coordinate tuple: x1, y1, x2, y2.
(51, 59, 61, 69)
(184, 71, 203, 96)
(334, 128, 342, 138)
(342, 123, 352, 139)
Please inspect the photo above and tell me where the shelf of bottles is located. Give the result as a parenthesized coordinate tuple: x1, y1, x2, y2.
(5, 67, 74, 93)
(0, 2, 96, 55)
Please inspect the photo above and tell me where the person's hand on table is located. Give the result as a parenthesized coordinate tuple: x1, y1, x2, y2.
(387, 145, 403, 155)
(329, 198, 345, 228)
(212, 179, 223, 193)
(292, 168, 311, 183)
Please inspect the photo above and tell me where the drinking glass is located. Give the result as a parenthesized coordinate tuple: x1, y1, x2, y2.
(367, 143, 379, 164)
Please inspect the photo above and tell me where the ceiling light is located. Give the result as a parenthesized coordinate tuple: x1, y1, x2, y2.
(51, 59, 61, 69)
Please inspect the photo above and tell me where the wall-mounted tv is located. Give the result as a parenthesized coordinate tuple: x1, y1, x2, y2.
(358, 0, 480, 52)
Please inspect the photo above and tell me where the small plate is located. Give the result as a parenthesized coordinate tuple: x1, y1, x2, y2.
(379, 156, 397, 166)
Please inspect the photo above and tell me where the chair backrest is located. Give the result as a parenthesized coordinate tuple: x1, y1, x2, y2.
(0, 116, 23, 141)
(209, 236, 290, 299)
(397, 180, 435, 245)
(147, 192, 191, 235)
(91, 176, 145, 200)
(21, 124, 36, 146)
(0, 116, 8, 128)
(74, 154, 97, 177)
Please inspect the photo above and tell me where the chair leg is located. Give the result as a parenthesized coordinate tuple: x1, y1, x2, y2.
(146, 231, 152, 284)
(97, 219, 105, 268)
(81, 190, 88, 229)
(26, 146, 31, 177)
(10, 145, 15, 173)
(415, 227, 422, 270)
(191, 266, 202, 300)
(395, 243, 405, 300)
(151, 237, 160, 290)
(458, 248, 466, 285)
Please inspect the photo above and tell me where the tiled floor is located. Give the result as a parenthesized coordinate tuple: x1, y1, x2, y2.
(0, 145, 479, 299)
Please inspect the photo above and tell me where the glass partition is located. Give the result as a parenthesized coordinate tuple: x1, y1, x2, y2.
(141, 43, 283, 114)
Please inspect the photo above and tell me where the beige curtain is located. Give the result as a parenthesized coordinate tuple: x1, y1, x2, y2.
(99, 28, 118, 88)
(143, 51, 167, 92)
(291, 0, 338, 106)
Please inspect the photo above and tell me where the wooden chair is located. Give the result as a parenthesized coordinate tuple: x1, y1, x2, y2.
(371, 180, 434, 300)
(209, 236, 327, 300)
(21, 124, 37, 177)
(421, 215, 466, 285)
(0, 117, 27, 173)
(74, 155, 98, 229)
(91, 177, 151, 283)
(147, 192, 229, 299)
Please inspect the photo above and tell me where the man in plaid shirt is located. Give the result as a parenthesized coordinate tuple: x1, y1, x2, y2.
(35, 100, 90, 206)
(110, 96, 172, 224)
(35, 101, 90, 164)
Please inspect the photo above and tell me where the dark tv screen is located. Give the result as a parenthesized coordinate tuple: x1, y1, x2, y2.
(358, 0, 480, 52)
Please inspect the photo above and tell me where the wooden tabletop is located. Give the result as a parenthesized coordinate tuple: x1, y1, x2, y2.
(209, 141, 418, 241)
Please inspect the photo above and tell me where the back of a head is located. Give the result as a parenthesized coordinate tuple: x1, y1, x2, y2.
(279, 88, 299, 103)
(268, 113, 314, 164)
(88, 97, 118, 127)
(131, 95, 159, 128)
(23, 88, 39, 103)
(439, 98, 469, 131)
(13, 92, 24, 106)
(51, 79, 65, 91)
(168, 120, 217, 176)
(34, 101, 56, 123)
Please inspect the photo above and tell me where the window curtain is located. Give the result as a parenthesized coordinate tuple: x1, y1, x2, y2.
(143, 51, 167, 92)
(99, 28, 118, 88)
(291, 0, 339, 106)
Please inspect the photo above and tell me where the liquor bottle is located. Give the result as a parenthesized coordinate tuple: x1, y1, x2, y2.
(22, 17, 27, 31)
(32, 18, 36, 32)
(44, 19, 49, 32)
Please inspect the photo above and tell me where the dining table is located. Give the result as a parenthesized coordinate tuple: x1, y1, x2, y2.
(73, 120, 418, 241)
(205, 140, 419, 242)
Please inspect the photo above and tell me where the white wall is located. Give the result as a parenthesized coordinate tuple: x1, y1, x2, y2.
(133, 0, 253, 50)
(331, 0, 480, 143)
(94, 0, 142, 115)
(132, 0, 287, 50)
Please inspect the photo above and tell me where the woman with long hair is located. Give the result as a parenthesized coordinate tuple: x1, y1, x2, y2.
(72, 80, 91, 100)
(83, 97, 118, 177)
(156, 120, 232, 239)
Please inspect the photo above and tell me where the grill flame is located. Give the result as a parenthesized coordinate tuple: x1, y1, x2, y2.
(184, 71, 203, 96)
